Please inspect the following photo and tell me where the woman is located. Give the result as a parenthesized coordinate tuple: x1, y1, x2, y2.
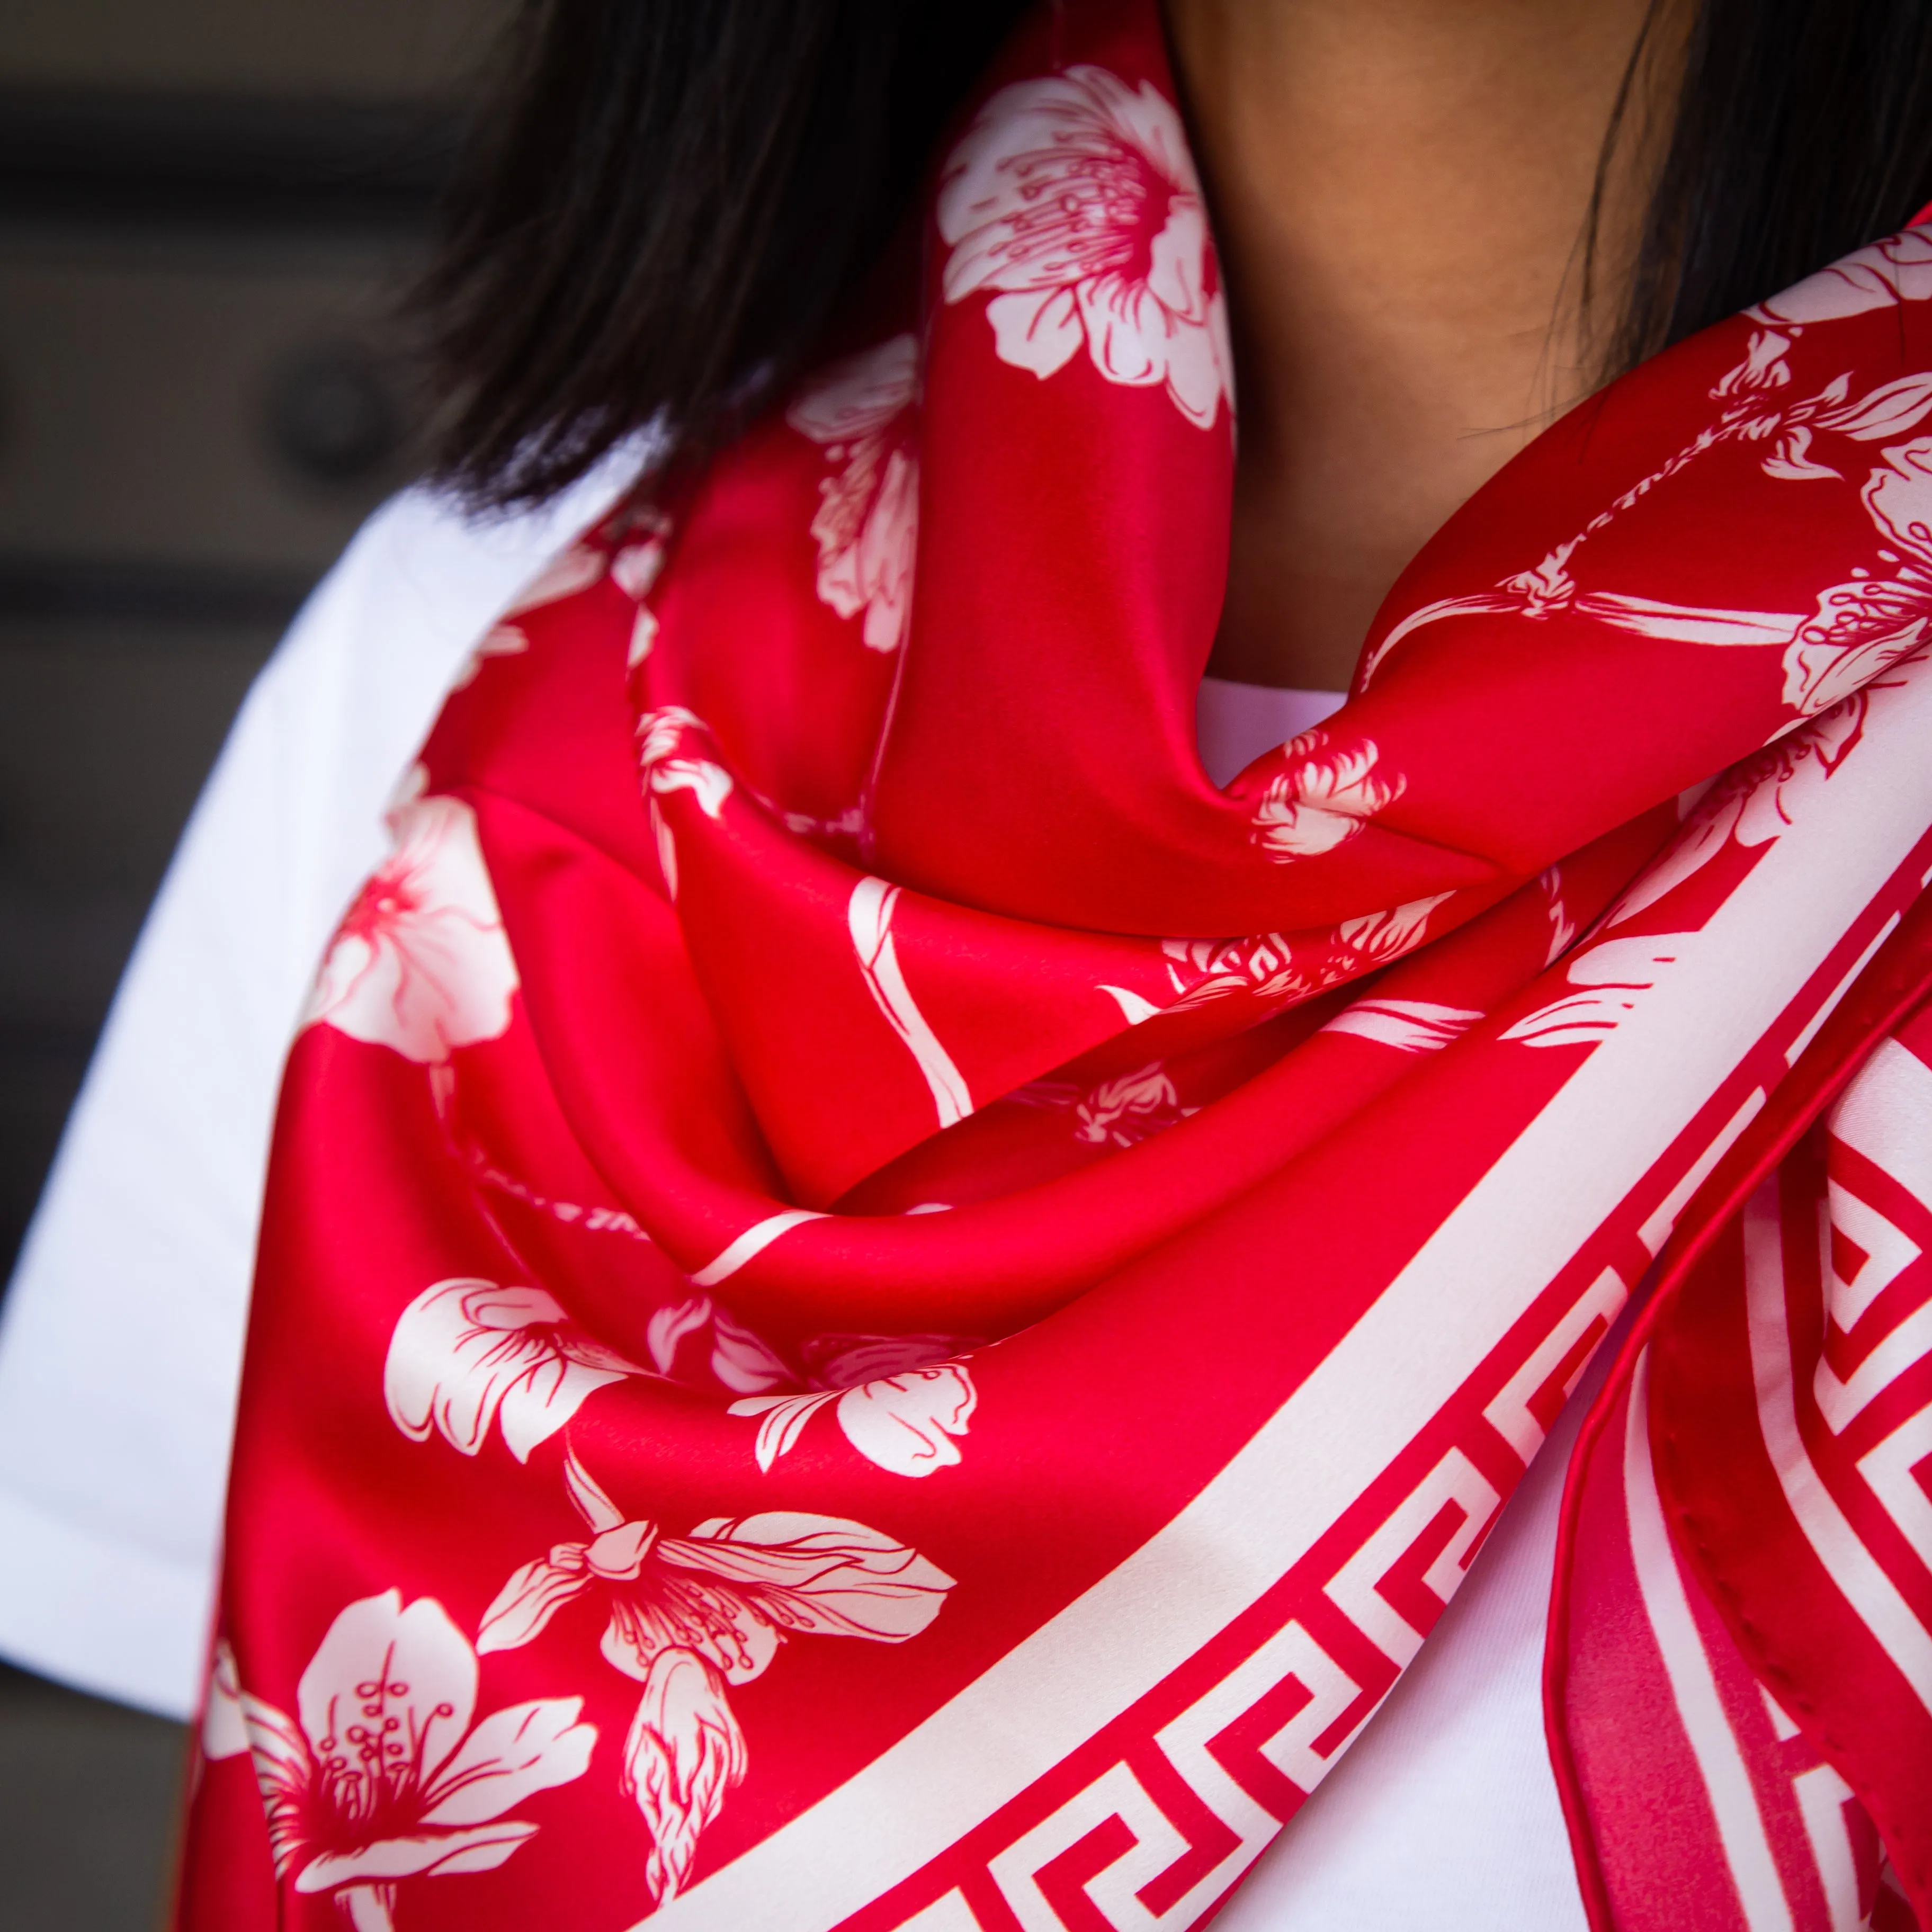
(6, 1, 1930, 1926)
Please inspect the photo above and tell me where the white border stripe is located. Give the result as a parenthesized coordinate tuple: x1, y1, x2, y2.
(1624, 1350, 1795, 1931)
(643, 667, 1932, 1931)
(690, 1210, 827, 1288)
(1743, 1185, 1932, 1708)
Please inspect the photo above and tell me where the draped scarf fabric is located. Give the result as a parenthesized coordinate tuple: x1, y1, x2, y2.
(176, 4, 1932, 1927)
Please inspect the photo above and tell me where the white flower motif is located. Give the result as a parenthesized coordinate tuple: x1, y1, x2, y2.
(1074, 1062, 1196, 1147)
(384, 1278, 643, 1464)
(1782, 592, 1929, 718)
(637, 708, 734, 899)
(622, 1647, 746, 1909)
(1750, 226, 1932, 327)
(730, 1361, 978, 1478)
(449, 623, 529, 691)
(1160, 931, 1304, 1008)
(1606, 701, 1870, 929)
(305, 777, 520, 1064)
(799, 1332, 977, 1387)
(501, 542, 607, 618)
(612, 529, 670, 667)
(638, 706, 734, 818)
(1539, 867, 1579, 967)
(1500, 936, 1692, 1049)
(786, 335, 921, 652)
(1321, 998, 1483, 1053)
(1710, 325, 1797, 402)
(1835, 429, 1932, 572)
(200, 1595, 595, 1932)
(1334, 890, 1454, 966)
(938, 65, 1231, 428)
(1251, 732, 1405, 860)
(477, 1454, 952, 1902)
(645, 1294, 794, 1396)
(1768, 439, 1932, 714)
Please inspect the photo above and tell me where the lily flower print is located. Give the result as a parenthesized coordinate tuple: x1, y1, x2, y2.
(305, 770, 519, 1064)
(730, 1361, 978, 1477)
(200, 1595, 595, 1931)
(478, 1452, 953, 1901)
(1251, 731, 1405, 860)
(786, 334, 921, 652)
(385, 1278, 643, 1464)
(938, 65, 1231, 428)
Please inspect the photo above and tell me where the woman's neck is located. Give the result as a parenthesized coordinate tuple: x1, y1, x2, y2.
(1165, 0, 1682, 690)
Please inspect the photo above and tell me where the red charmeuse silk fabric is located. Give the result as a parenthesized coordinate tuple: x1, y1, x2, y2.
(176, 5, 1932, 1928)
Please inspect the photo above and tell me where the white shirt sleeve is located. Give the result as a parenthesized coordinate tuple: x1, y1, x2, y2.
(0, 461, 636, 1718)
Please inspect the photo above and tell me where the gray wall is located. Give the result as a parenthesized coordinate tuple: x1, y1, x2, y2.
(0, 5, 505, 1924)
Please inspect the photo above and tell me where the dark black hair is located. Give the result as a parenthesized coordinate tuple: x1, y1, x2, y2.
(1599, 0, 1932, 374)
(418, 0, 1932, 508)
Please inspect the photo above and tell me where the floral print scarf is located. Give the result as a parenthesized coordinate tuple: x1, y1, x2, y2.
(177, 4, 1932, 1928)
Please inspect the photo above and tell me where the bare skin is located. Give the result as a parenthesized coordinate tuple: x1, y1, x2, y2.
(1163, 0, 1685, 690)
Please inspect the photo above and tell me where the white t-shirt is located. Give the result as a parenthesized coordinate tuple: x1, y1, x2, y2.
(0, 476, 1587, 1927)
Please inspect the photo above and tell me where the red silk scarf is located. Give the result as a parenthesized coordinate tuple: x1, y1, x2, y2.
(176, 5, 1932, 1928)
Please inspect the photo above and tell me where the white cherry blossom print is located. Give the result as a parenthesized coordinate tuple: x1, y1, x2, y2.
(787, 335, 921, 652)
(1074, 1062, 1196, 1147)
(731, 1361, 978, 1477)
(622, 1645, 747, 1907)
(1770, 436, 1932, 714)
(477, 1453, 953, 1903)
(612, 523, 671, 667)
(1322, 998, 1484, 1053)
(202, 1637, 251, 1761)
(305, 776, 519, 1064)
(1540, 867, 1580, 967)
(1160, 931, 1303, 1009)
(639, 706, 734, 818)
(500, 542, 607, 619)
(800, 1331, 978, 1387)
(384, 1278, 643, 1463)
(449, 623, 528, 692)
(200, 1593, 594, 1932)
(645, 1294, 794, 1396)
(1781, 586, 1929, 719)
(1357, 245, 1932, 694)
(1250, 732, 1405, 861)
(938, 65, 1231, 429)
(1606, 699, 1869, 929)
(477, 1474, 954, 1672)
(1749, 225, 1932, 328)
(1334, 890, 1455, 967)
(638, 708, 734, 900)
(1500, 935, 1693, 1049)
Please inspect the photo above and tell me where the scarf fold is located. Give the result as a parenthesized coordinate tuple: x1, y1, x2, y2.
(176, 5, 1932, 1927)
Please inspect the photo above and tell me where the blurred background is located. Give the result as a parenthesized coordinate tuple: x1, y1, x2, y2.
(0, 1, 506, 1921)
